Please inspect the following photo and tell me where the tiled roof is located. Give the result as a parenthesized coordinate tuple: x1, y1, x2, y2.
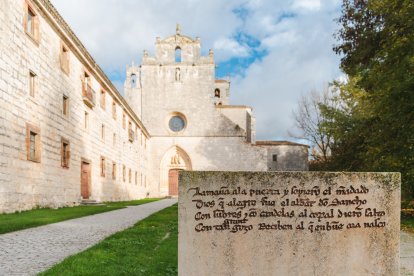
(255, 141, 309, 147)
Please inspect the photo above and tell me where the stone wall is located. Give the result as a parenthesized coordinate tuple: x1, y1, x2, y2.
(179, 171, 400, 275)
(0, 0, 152, 213)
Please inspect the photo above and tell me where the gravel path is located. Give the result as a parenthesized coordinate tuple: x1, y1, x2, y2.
(0, 199, 177, 276)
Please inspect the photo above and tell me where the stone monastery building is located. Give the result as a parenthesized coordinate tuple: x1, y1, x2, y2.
(0, 0, 308, 213)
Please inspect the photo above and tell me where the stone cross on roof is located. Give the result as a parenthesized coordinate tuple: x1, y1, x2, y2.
(176, 24, 181, 35)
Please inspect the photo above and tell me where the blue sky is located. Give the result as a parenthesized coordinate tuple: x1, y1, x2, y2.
(51, 0, 343, 141)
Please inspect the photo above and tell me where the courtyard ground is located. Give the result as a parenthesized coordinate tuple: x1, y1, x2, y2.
(0, 198, 160, 234)
(0, 200, 412, 275)
(0, 199, 177, 275)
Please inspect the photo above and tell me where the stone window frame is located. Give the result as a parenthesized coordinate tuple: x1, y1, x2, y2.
(214, 88, 220, 98)
(84, 111, 89, 130)
(101, 124, 105, 141)
(135, 171, 138, 185)
(29, 70, 37, 97)
(62, 94, 69, 117)
(112, 101, 117, 120)
(122, 112, 126, 129)
(23, 0, 40, 45)
(130, 73, 137, 88)
(100, 156, 106, 177)
(129, 168, 131, 183)
(59, 41, 70, 75)
(175, 46, 182, 63)
(166, 112, 187, 134)
(122, 165, 126, 182)
(61, 138, 70, 168)
(100, 88, 106, 110)
(26, 123, 41, 163)
(112, 162, 116, 180)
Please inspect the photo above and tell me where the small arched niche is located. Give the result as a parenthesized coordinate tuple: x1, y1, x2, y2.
(214, 88, 220, 98)
(130, 73, 137, 88)
(175, 47, 182, 63)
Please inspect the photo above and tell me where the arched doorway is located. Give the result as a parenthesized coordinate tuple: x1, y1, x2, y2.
(160, 146, 192, 196)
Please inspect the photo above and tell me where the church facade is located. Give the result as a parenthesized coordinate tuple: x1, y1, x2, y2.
(0, 0, 308, 213)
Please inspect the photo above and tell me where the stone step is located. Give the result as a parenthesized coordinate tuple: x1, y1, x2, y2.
(80, 199, 104, 206)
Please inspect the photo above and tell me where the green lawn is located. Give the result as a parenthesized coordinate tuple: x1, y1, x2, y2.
(0, 198, 161, 234)
(401, 211, 414, 233)
(40, 204, 178, 276)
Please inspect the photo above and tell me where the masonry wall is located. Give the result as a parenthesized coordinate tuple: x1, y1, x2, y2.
(0, 0, 151, 213)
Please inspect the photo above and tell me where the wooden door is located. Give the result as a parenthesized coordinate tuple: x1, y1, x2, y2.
(168, 169, 181, 196)
(81, 161, 90, 199)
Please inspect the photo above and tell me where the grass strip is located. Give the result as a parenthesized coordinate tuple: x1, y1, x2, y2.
(0, 198, 161, 234)
(104, 198, 160, 208)
(40, 204, 178, 276)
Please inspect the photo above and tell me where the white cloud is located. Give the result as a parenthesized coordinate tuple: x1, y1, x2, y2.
(50, 0, 343, 140)
(213, 37, 250, 61)
(292, 0, 321, 11)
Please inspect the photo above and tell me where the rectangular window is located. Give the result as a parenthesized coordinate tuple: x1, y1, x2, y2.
(100, 156, 105, 177)
(123, 165, 126, 182)
(113, 133, 116, 147)
(26, 123, 41, 162)
(112, 101, 117, 120)
(100, 89, 106, 110)
(112, 162, 116, 180)
(129, 169, 131, 183)
(135, 171, 137, 185)
(29, 132, 36, 160)
(61, 138, 70, 168)
(84, 112, 89, 129)
(122, 113, 126, 129)
(272, 154, 278, 162)
(62, 95, 69, 117)
(101, 124, 105, 140)
(25, 4, 39, 42)
(60, 43, 70, 74)
(82, 71, 95, 107)
(128, 121, 134, 142)
(29, 71, 36, 97)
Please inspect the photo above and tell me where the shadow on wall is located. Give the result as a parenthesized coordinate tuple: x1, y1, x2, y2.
(192, 136, 268, 172)
(273, 147, 309, 171)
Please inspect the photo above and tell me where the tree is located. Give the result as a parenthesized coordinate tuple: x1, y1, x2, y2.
(291, 85, 335, 163)
(327, 0, 414, 199)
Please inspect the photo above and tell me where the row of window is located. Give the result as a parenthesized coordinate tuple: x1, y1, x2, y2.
(24, 1, 147, 147)
(26, 123, 145, 186)
(99, 157, 146, 186)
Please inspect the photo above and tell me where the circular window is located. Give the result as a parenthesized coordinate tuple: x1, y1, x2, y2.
(169, 115, 186, 132)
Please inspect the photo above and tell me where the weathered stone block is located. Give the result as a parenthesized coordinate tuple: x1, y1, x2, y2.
(179, 171, 400, 276)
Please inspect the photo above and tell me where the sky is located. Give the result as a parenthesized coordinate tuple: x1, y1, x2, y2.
(51, 0, 343, 141)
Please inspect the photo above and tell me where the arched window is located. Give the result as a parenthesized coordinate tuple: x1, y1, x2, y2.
(214, 88, 220, 98)
(131, 73, 137, 88)
(175, 47, 181, 63)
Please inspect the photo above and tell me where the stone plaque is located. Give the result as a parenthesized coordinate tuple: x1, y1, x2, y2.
(178, 171, 400, 276)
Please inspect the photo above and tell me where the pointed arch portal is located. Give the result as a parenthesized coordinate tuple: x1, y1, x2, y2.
(160, 146, 192, 196)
